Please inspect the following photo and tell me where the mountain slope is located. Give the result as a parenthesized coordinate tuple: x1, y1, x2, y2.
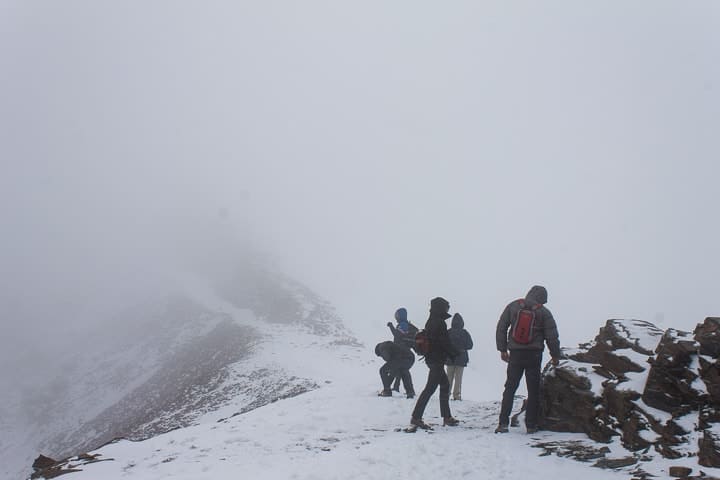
(4, 260, 358, 480)
(31, 327, 720, 480)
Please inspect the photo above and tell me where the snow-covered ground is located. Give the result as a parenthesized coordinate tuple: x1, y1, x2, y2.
(34, 327, 719, 480)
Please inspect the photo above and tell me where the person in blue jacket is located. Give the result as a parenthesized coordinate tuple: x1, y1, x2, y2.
(387, 307, 418, 395)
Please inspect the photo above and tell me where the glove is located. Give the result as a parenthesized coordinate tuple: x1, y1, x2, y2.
(500, 351, 509, 363)
(387, 322, 393, 328)
(551, 357, 560, 366)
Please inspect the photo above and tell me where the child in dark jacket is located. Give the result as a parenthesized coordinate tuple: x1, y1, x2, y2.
(445, 313, 473, 401)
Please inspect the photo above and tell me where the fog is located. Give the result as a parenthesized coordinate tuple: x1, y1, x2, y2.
(2, 1, 719, 394)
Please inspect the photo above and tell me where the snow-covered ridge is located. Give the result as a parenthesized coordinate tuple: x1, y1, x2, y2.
(5, 262, 360, 480)
(29, 321, 720, 480)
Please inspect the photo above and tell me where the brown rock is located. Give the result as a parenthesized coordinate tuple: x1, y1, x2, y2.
(593, 456, 637, 468)
(699, 430, 720, 467)
(694, 317, 720, 357)
(668, 466, 692, 477)
(642, 329, 701, 413)
(32, 455, 58, 471)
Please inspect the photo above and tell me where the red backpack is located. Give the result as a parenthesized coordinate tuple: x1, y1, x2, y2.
(414, 329, 431, 355)
(511, 301, 541, 344)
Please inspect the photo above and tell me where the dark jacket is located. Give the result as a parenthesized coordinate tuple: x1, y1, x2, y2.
(495, 285, 561, 358)
(446, 313, 473, 367)
(388, 321, 419, 349)
(375, 341, 415, 366)
(423, 307, 460, 365)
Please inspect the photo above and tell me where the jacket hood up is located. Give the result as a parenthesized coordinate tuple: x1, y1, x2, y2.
(525, 285, 548, 305)
(429, 297, 451, 320)
(451, 313, 464, 329)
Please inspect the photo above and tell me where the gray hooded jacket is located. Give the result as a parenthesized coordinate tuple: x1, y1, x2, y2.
(495, 285, 561, 358)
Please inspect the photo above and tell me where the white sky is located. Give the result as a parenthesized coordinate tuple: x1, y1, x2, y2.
(1, 1, 719, 371)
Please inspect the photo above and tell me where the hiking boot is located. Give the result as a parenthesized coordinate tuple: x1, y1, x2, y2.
(410, 417, 431, 430)
(526, 426, 539, 434)
(453, 396, 462, 401)
(443, 416, 460, 427)
(406, 392, 415, 399)
(377, 390, 392, 397)
(494, 424, 509, 433)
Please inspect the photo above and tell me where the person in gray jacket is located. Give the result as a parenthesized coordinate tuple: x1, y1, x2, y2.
(495, 285, 561, 434)
(445, 313, 473, 401)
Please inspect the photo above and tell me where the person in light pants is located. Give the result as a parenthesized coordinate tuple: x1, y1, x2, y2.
(445, 313, 473, 401)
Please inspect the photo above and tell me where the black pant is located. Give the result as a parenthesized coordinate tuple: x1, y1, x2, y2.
(380, 360, 414, 394)
(499, 350, 542, 427)
(411, 362, 451, 420)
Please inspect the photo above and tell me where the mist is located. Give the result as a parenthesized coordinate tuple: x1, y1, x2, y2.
(2, 0, 719, 398)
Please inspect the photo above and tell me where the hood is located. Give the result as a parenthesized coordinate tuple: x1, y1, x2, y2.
(525, 285, 548, 305)
(394, 307, 407, 323)
(451, 313, 464, 329)
(375, 341, 391, 356)
(430, 297, 451, 320)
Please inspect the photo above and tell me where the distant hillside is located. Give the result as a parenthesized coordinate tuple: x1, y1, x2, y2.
(2, 259, 359, 480)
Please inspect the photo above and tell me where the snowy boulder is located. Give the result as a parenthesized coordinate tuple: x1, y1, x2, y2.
(541, 318, 720, 467)
(643, 329, 703, 413)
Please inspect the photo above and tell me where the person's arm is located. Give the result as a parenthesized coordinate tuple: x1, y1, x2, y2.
(543, 309, 561, 363)
(465, 331, 473, 350)
(387, 323, 403, 343)
(496, 304, 512, 362)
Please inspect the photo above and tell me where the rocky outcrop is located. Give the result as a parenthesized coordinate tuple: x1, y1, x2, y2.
(542, 317, 720, 470)
(30, 453, 111, 479)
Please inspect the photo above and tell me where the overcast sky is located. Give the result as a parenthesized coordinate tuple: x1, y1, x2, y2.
(2, 1, 719, 380)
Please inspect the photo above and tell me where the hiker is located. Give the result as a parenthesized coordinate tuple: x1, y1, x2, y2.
(495, 285, 561, 434)
(375, 341, 415, 398)
(445, 313, 473, 401)
(387, 307, 418, 393)
(410, 297, 460, 429)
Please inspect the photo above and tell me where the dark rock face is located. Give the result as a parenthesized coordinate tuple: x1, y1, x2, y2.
(542, 317, 720, 470)
(31, 455, 57, 471)
(30, 453, 108, 479)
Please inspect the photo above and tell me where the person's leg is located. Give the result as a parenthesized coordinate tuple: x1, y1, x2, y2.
(446, 365, 456, 396)
(499, 360, 525, 427)
(453, 366, 465, 400)
(524, 352, 543, 429)
(396, 359, 414, 396)
(380, 363, 393, 392)
(436, 363, 452, 419)
(412, 366, 440, 420)
(400, 368, 414, 396)
(392, 375, 401, 391)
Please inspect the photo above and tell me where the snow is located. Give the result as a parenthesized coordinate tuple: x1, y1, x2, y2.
(37, 334, 720, 480)
(615, 320, 664, 353)
(58, 371, 625, 479)
(635, 399, 673, 424)
(20, 307, 720, 480)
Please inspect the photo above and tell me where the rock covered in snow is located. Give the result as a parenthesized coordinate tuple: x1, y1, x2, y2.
(541, 317, 720, 469)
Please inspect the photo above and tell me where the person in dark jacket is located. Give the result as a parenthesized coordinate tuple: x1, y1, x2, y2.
(375, 341, 415, 398)
(445, 313, 473, 401)
(387, 307, 418, 394)
(410, 297, 460, 429)
(495, 285, 561, 434)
